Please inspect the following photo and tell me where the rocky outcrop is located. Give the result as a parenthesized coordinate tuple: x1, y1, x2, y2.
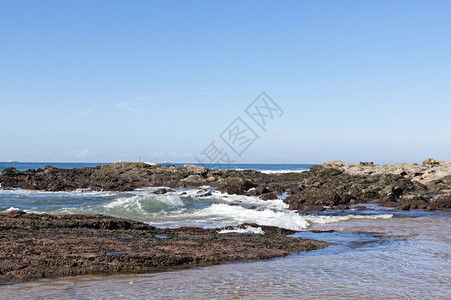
(284, 160, 450, 212)
(423, 158, 445, 166)
(322, 159, 451, 187)
(0, 211, 328, 283)
(1, 159, 450, 212)
(0, 163, 268, 192)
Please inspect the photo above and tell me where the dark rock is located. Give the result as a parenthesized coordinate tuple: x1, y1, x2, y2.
(425, 175, 451, 192)
(429, 194, 451, 211)
(245, 185, 273, 196)
(259, 192, 278, 200)
(376, 194, 398, 207)
(397, 203, 412, 210)
(218, 178, 256, 195)
(154, 188, 175, 194)
(256, 186, 269, 194)
(342, 194, 357, 203)
(391, 186, 404, 197)
(180, 175, 207, 187)
(0, 211, 329, 283)
(285, 188, 342, 212)
(303, 205, 326, 212)
(199, 191, 212, 197)
(396, 195, 429, 210)
(318, 167, 343, 177)
(1, 167, 19, 176)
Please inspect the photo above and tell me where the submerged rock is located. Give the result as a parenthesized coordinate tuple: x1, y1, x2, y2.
(153, 188, 175, 194)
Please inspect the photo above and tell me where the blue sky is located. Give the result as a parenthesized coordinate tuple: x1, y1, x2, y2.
(1, 0, 450, 164)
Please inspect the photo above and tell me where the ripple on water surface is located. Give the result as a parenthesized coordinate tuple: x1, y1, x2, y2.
(2, 213, 450, 299)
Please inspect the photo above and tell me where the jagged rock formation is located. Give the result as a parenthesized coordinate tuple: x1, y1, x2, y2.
(1, 159, 450, 211)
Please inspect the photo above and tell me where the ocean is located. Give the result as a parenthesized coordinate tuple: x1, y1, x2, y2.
(0, 162, 450, 299)
(0, 162, 314, 173)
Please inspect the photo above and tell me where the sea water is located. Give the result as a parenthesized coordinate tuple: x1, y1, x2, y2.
(0, 162, 449, 299)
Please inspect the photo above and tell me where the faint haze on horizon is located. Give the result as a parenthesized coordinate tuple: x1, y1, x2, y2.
(1, 0, 450, 165)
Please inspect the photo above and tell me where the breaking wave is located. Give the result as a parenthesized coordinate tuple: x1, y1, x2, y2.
(0, 187, 393, 231)
(189, 204, 311, 230)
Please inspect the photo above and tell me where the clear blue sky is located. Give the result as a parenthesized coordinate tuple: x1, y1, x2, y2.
(1, 0, 450, 164)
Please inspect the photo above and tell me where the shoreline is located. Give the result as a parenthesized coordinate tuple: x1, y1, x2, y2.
(0, 160, 449, 284)
(1, 159, 450, 211)
(0, 210, 329, 284)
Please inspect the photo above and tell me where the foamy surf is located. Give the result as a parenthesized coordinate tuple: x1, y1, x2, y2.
(5, 207, 21, 212)
(259, 170, 307, 174)
(233, 169, 307, 174)
(173, 204, 394, 231)
(304, 214, 393, 225)
(187, 204, 311, 230)
(0, 186, 394, 232)
(202, 190, 288, 210)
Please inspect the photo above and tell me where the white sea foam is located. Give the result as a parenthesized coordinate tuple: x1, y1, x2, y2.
(259, 170, 307, 174)
(190, 204, 311, 230)
(218, 226, 265, 234)
(161, 188, 289, 210)
(234, 169, 307, 174)
(4, 207, 21, 212)
(206, 191, 289, 210)
(304, 214, 393, 225)
(171, 204, 395, 231)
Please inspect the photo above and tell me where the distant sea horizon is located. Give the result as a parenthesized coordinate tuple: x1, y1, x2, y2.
(0, 162, 315, 173)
